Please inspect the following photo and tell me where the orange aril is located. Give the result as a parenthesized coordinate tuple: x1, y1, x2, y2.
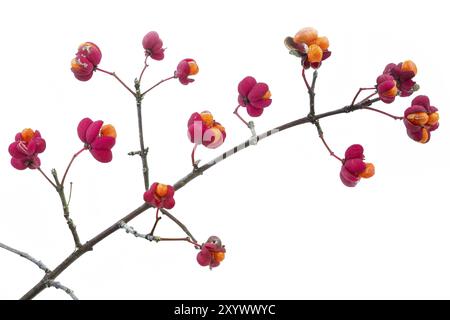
(155, 184, 168, 198)
(419, 128, 429, 143)
(427, 112, 439, 126)
(21, 128, 35, 142)
(359, 163, 375, 179)
(262, 90, 272, 100)
(401, 60, 417, 75)
(294, 27, 318, 46)
(188, 61, 199, 75)
(307, 44, 323, 63)
(100, 124, 117, 138)
(214, 252, 225, 262)
(314, 36, 329, 51)
(200, 112, 214, 127)
(407, 112, 429, 126)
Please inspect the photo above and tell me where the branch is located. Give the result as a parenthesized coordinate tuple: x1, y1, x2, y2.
(52, 169, 82, 249)
(142, 75, 175, 96)
(48, 281, 78, 300)
(160, 208, 197, 243)
(134, 80, 150, 190)
(21, 97, 382, 300)
(174, 97, 380, 191)
(96, 68, 136, 97)
(0, 241, 51, 273)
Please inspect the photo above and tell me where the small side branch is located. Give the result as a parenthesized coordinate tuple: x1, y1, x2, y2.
(362, 106, 403, 120)
(52, 169, 82, 249)
(96, 68, 136, 97)
(47, 281, 78, 300)
(142, 75, 176, 96)
(160, 208, 198, 243)
(0, 241, 51, 273)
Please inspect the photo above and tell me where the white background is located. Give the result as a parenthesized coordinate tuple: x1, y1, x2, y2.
(0, 0, 449, 300)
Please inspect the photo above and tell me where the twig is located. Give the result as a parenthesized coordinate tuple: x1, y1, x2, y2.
(149, 209, 161, 236)
(302, 68, 312, 93)
(61, 148, 85, 186)
(138, 56, 149, 84)
(233, 105, 251, 128)
(119, 221, 149, 240)
(0, 241, 51, 273)
(119, 222, 199, 247)
(47, 281, 78, 300)
(96, 68, 136, 97)
(160, 208, 197, 243)
(134, 80, 150, 190)
(351, 87, 376, 106)
(141, 75, 175, 96)
(362, 106, 403, 120)
(52, 169, 82, 249)
(37, 168, 57, 189)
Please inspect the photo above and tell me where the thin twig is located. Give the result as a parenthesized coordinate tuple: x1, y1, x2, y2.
(149, 209, 161, 236)
(233, 105, 251, 128)
(302, 68, 312, 93)
(37, 168, 57, 189)
(52, 169, 82, 249)
(134, 80, 150, 190)
(351, 87, 376, 106)
(47, 281, 78, 300)
(142, 75, 176, 96)
(160, 208, 197, 243)
(362, 106, 403, 120)
(0, 241, 51, 273)
(138, 56, 149, 84)
(119, 221, 149, 240)
(61, 148, 85, 186)
(96, 68, 136, 97)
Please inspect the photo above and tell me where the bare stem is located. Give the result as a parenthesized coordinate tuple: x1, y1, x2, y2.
(233, 105, 250, 127)
(138, 56, 149, 84)
(302, 68, 312, 93)
(351, 87, 376, 106)
(362, 106, 403, 120)
(160, 208, 197, 243)
(61, 148, 86, 186)
(48, 281, 78, 300)
(142, 75, 176, 96)
(157, 237, 199, 247)
(134, 80, 150, 190)
(96, 68, 136, 97)
(191, 144, 198, 168)
(149, 209, 161, 236)
(37, 168, 57, 189)
(0, 241, 51, 273)
(318, 132, 343, 162)
(52, 169, 82, 249)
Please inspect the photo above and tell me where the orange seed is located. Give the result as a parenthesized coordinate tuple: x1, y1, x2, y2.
(427, 112, 439, 126)
(100, 124, 117, 138)
(307, 44, 323, 63)
(407, 112, 429, 126)
(155, 184, 168, 198)
(214, 252, 225, 262)
(262, 90, 272, 100)
(359, 163, 375, 179)
(21, 128, 35, 142)
(188, 61, 199, 75)
(294, 27, 318, 45)
(401, 60, 417, 75)
(200, 112, 214, 127)
(314, 36, 329, 51)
